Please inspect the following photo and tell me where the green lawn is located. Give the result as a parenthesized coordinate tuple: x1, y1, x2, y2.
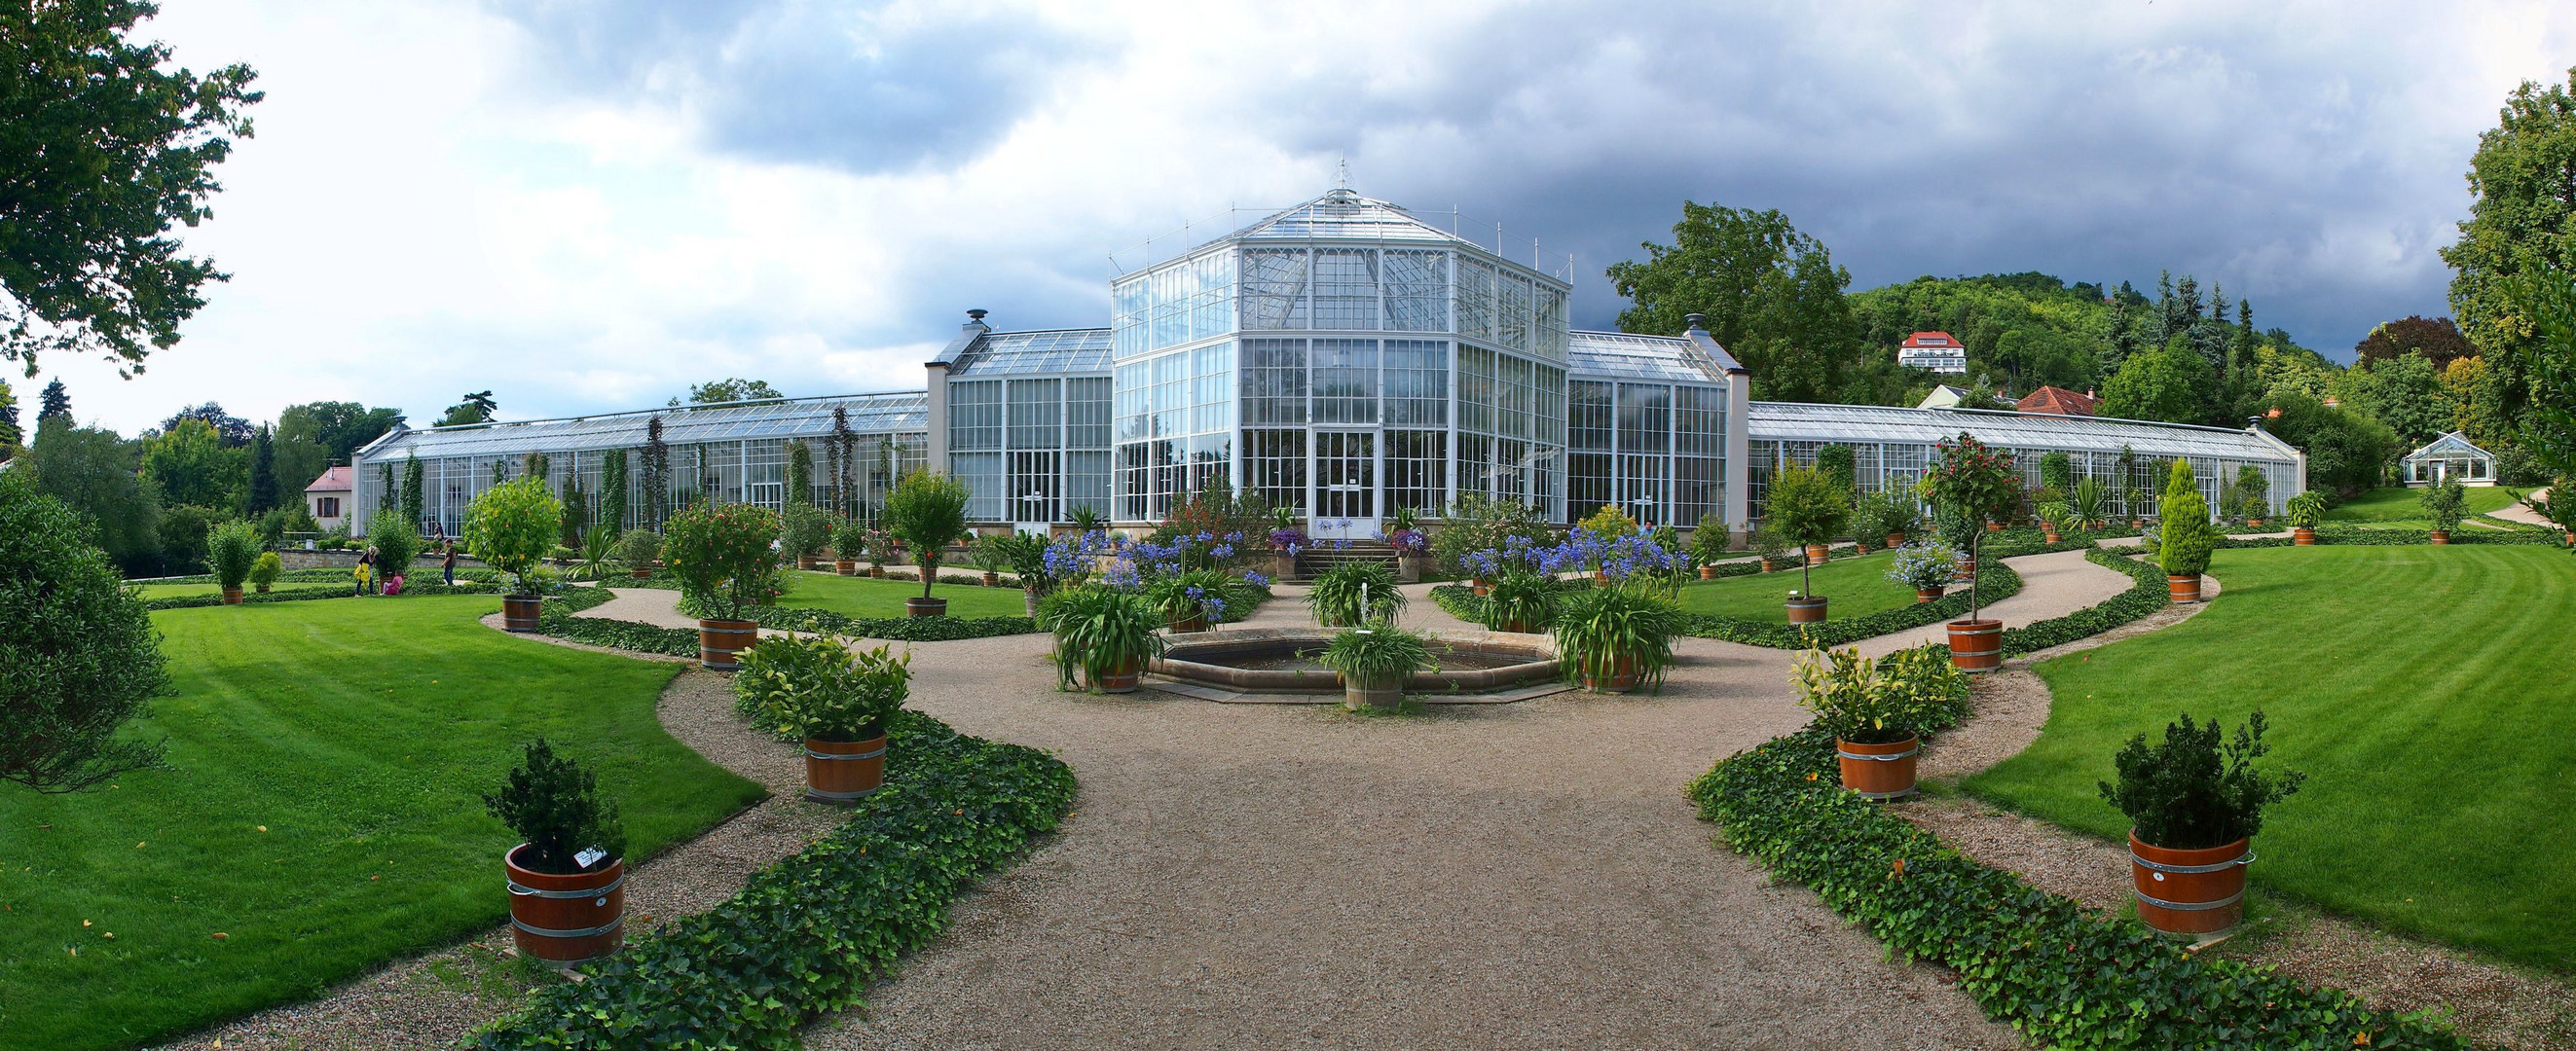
(1965, 545, 2575, 973)
(0, 596, 766, 1050)
(1674, 550, 1929, 623)
(2321, 485, 2521, 524)
(132, 580, 345, 598)
(777, 569, 1030, 619)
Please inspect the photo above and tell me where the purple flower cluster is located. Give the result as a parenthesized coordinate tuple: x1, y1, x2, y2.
(1386, 527, 1428, 554)
(1467, 527, 1686, 583)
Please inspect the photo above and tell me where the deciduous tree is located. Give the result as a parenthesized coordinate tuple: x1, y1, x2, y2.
(1607, 202, 1864, 402)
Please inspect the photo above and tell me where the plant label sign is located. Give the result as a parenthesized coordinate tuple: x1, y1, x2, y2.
(575, 846, 607, 869)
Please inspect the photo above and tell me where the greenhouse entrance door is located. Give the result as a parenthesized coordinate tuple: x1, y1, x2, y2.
(1312, 430, 1378, 538)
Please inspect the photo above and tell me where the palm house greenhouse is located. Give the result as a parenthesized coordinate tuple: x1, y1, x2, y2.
(351, 187, 2303, 540)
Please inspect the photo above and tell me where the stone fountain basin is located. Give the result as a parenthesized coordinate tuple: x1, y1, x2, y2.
(1152, 627, 1557, 695)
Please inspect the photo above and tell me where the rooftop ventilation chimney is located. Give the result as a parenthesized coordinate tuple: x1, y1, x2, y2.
(967, 308, 988, 323)
(1684, 312, 1707, 332)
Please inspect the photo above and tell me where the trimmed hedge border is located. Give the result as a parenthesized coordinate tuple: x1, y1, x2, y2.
(749, 605, 1041, 641)
(474, 710, 1077, 1049)
(1996, 547, 2170, 658)
(1676, 559, 2023, 648)
(1686, 729, 2466, 1049)
(143, 580, 503, 611)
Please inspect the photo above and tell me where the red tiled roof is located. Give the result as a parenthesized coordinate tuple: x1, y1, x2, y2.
(2015, 386, 2100, 417)
(1900, 331, 1960, 347)
(305, 465, 352, 492)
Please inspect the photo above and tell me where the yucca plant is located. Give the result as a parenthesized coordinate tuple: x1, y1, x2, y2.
(1307, 561, 1403, 627)
(2070, 478, 2108, 529)
(1551, 581, 1680, 693)
(1039, 585, 1169, 691)
(573, 525, 617, 580)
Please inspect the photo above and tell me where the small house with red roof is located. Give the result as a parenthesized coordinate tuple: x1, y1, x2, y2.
(306, 466, 352, 531)
(1896, 331, 1967, 374)
(2015, 385, 2100, 417)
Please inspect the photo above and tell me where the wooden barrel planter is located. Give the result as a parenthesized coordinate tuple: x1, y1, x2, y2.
(2167, 574, 2203, 603)
(1803, 543, 1829, 567)
(1758, 559, 1776, 573)
(1471, 578, 1490, 597)
(501, 595, 543, 633)
(697, 618, 757, 670)
(982, 571, 1001, 587)
(795, 554, 818, 571)
(2247, 518, 2264, 529)
(1698, 564, 1718, 580)
(1593, 570, 1612, 587)
(1886, 531, 1906, 548)
(1785, 596, 1829, 623)
(866, 566, 886, 578)
(1342, 673, 1404, 711)
(803, 734, 887, 804)
(1169, 612, 1208, 634)
(629, 565, 652, 579)
(2428, 529, 2450, 545)
(2042, 529, 2062, 543)
(2292, 526, 2316, 546)
(1915, 587, 1944, 603)
(1092, 659, 1141, 694)
(1581, 654, 1640, 694)
(221, 587, 244, 605)
(1952, 559, 1975, 584)
(904, 597, 947, 618)
(504, 846, 624, 965)
(1836, 736, 1919, 800)
(834, 559, 856, 575)
(1947, 619, 2003, 673)
(2129, 833, 2251, 935)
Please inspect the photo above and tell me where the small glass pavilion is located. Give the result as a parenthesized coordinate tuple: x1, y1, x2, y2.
(2401, 431, 2497, 487)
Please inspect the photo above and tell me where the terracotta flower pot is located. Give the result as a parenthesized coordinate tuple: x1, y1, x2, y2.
(1803, 543, 1829, 567)
(1886, 531, 1906, 548)
(835, 559, 856, 575)
(2167, 573, 2202, 603)
(255, 583, 272, 594)
(2129, 833, 2251, 935)
(1471, 577, 1489, 597)
(1986, 522, 2005, 532)
(1343, 672, 1404, 711)
(981, 571, 1001, 587)
(1915, 587, 1944, 603)
(1581, 653, 1640, 694)
(1785, 596, 1828, 623)
(220, 586, 243, 605)
(1837, 736, 1920, 800)
(1946, 618, 2002, 673)
(2246, 518, 2264, 529)
(501, 594, 543, 633)
(2428, 529, 2450, 545)
(504, 845, 624, 965)
(803, 733, 887, 804)
(1593, 569, 1612, 587)
(904, 597, 947, 618)
(630, 566, 651, 579)
(696, 618, 757, 670)
(1698, 564, 1718, 580)
(1092, 658, 1141, 694)
(2292, 526, 2316, 546)
(2043, 530, 2062, 543)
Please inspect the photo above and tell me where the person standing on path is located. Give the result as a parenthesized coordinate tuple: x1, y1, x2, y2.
(354, 545, 378, 597)
(442, 542, 457, 587)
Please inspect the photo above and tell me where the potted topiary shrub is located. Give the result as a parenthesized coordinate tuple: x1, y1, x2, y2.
(463, 477, 565, 633)
(739, 634, 909, 803)
(2037, 499, 2072, 544)
(1551, 581, 1680, 694)
(1795, 645, 1961, 800)
(2099, 711, 2303, 936)
(1847, 490, 1886, 555)
(2235, 466, 2271, 527)
(829, 516, 867, 575)
(662, 502, 780, 670)
(248, 550, 282, 594)
(1885, 542, 1960, 603)
(864, 528, 898, 578)
(617, 527, 661, 580)
(206, 520, 261, 604)
(1148, 567, 1231, 633)
(1766, 464, 1848, 623)
(482, 738, 628, 965)
(1307, 560, 1403, 628)
(1041, 585, 1168, 693)
(782, 501, 830, 571)
(1879, 489, 1919, 548)
(1317, 620, 1437, 711)
(1918, 434, 2018, 672)
(2284, 491, 2329, 545)
(2420, 478, 2466, 544)
(2158, 458, 2218, 602)
(970, 532, 1010, 587)
(884, 471, 973, 616)
(1751, 522, 1788, 573)
(988, 529, 1052, 616)
(1689, 512, 1731, 579)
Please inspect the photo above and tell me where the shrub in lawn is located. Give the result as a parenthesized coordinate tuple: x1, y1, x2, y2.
(1039, 585, 1167, 691)
(481, 738, 626, 876)
(463, 478, 565, 596)
(2156, 458, 2217, 578)
(1316, 621, 1437, 709)
(368, 512, 423, 584)
(1751, 520, 1790, 567)
(663, 503, 780, 620)
(1847, 487, 1889, 550)
(1553, 581, 1681, 692)
(2420, 477, 2468, 535)
(884, 470, 974, 604)
(206, 519, 262, 594)
(2100, 711, 2305, 852)
(0, 474, 171, 792)
(1307, 560, 1402, 627)
(248, 550, 282, 593)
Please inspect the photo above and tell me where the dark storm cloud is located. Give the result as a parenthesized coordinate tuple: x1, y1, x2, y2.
(484, 0, 1107, 173)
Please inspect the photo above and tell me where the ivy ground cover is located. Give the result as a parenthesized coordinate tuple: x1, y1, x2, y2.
(1968, 545, 2576, 973)
(1674, 550, 1922, 622)
(776, 570, 1031, 619)
(0, 596, 766, 1051)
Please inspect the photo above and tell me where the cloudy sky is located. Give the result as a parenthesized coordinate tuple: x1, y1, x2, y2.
(31, 0, 2576, 435)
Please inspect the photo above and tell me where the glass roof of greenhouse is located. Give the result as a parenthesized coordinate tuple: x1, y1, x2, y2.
(1228, 188, 1477, 245)
(947, 328, 1114, 377)
(359, 391, 929, 463)
(1748, 402, 2299, 461)
(1566, 331, 1733, 384)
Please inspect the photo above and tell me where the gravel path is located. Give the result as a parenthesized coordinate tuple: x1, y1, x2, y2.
(1854, 548, 2134, 658)
(2491, 488, 2553, 527)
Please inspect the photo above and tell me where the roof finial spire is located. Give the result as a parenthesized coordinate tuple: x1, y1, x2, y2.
(1336, 156, 1350, 190)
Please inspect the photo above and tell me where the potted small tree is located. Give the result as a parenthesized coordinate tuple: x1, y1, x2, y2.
(970, 532, 1010, 587)
(885, 470, 974, 616)
(2099, 711, 2303, 936)
(1551, 581, 1680, 693)
(482, 739, 627, 965)
(463, 477, 565, 633)
(829, 516, 867, 576)
(740, 634, 909, 803)
(617, 527, 661, 580)
(782, 501, 830, 571)
(2284, 491, 2329, 545)
(1307, 561, 1403, 628)
(2037, 499, 2072, 544)
(1317, 620, 1438, 711)
(207, 521, 261, 605)
(1879, 489, 1919, 548)
(1918, 434, 2018, 672)
(2158, 458, 2218, 602)
(1041, 585, 1168, 693)
(864, 528, 898, 578)
(1689, 512, 1731, 579)
(1796, 645, 1960, 799)
(1766, 465, 1849, 623)
(662, 502, 780, 670)
(1847, 490, 1887, 555)
(2234, 466, 2271, 527)
(248, 551, 282, 594)
(1885, 542, 1960, 603)
(1751, 523, 1788, 573)
(989, 530, 1052, 617)
(2420, 478, 2466, 544)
